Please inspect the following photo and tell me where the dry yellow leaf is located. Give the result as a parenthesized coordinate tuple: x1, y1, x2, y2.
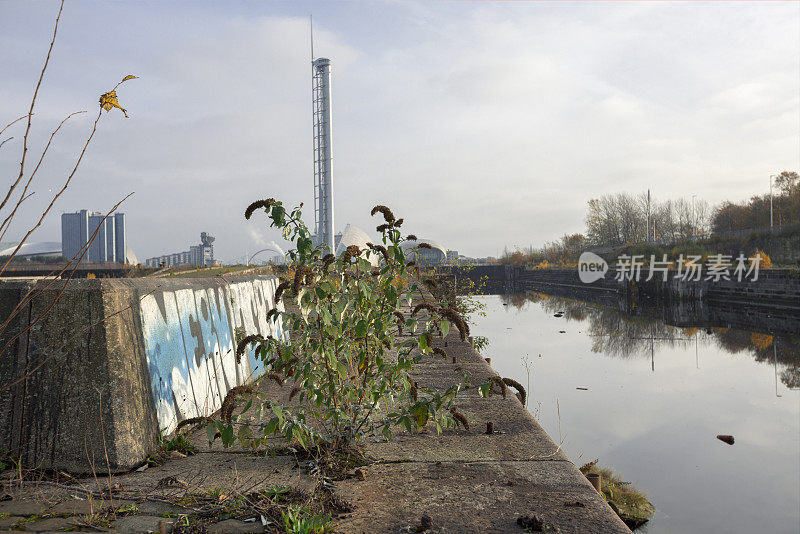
(99, 74, 137, 117)
(99, 90, 128, 118)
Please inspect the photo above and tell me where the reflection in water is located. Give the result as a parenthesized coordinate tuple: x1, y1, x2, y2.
(500, 291, 800, 389)
(474, 294, 800, 534)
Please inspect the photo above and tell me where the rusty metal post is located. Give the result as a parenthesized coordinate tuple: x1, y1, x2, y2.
(586, 473, 602, 493)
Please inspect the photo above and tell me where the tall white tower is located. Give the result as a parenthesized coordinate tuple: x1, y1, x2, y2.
(312, 57, 334, 252)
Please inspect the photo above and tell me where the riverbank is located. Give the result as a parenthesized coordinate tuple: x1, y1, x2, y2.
(435, 265, 800, 335)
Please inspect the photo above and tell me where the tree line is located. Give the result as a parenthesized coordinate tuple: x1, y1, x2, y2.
(500, 170, 798, 265)
(586, 170, 798, 246)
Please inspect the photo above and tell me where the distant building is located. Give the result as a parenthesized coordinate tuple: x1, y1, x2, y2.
(61, 210, 128, 263)
(0, 241, 62, 259)
(400, 239, 447, 266)
(145, 233, 215, 268)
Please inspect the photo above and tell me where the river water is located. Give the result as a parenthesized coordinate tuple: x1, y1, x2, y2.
(470, 293, 800, 534)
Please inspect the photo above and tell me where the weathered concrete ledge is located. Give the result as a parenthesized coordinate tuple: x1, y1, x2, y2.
(325, 313, 631, 533)
(0, 276, 283, 473)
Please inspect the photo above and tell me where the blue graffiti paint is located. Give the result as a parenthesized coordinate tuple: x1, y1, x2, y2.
(138, 279, 283, 433)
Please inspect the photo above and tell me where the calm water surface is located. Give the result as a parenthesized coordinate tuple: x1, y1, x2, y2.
(471, 294, 800, 534)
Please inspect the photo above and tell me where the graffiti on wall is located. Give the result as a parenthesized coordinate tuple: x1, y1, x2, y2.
(139, 278, 283, 432)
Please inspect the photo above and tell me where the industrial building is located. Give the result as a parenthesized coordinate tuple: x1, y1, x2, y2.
(145, 232, 215, 268)
(61, 210, 130, 263)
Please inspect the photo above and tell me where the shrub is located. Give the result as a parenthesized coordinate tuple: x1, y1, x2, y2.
(754, 249, 772, 268)
(211, 200, 466, 450)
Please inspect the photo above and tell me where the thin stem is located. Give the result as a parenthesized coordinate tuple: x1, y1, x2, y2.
(0, 109, 104, 277)
(0, 111, 86, 241)
(0, 0, 64, 214)
(0, 115, 27, 138)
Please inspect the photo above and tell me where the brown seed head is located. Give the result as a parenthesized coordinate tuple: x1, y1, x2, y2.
(175, 416, 208, 434)
(440, 308, 468, 341)
(449, 406, 469, 430)
(370, 205, 395, 223)
(292, 267, 304, 294)
(503, 377, 527, 405)
(244, 198, 275, 220)
(266, 373, 284, 387)
(220, 385, 254, 424)
(368, 243, 390, 262)
(274, 281, 289, 304)
(236, 334, 263, 364)
(489, 376, 507, 398)
(412, 302, 439, 316)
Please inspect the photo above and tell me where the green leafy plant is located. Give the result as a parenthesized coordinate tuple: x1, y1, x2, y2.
(473, 336, 489, 352)
(426, 259, 489, 350)
(282, 505, 336, 534)
(161, 433, 198, 456)
(263, 485, 292, 500)
(211, 200, 468, 452)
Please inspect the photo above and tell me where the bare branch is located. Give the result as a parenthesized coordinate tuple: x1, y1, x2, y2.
(0, 109, 103, 276)
(0, 0, 64, 214)
(0, 115, 27, 138)
(0, 111, 86, 241)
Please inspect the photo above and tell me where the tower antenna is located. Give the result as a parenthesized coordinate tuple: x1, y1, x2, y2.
(310, 14, 314, 61)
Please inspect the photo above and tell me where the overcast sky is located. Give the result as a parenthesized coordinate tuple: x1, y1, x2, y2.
(1, 0, 798, 262)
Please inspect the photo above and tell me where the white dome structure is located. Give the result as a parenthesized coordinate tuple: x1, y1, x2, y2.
(335, 224, 379, 266)
(0, 241, 62, 258)
(124, 245, 138, 265)
(400, 238, 447, 265)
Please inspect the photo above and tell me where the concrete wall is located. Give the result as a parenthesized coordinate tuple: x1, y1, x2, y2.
(0, 276, 282, 473)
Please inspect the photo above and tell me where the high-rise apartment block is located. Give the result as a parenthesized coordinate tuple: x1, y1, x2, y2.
(61, 210, 127, 263)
